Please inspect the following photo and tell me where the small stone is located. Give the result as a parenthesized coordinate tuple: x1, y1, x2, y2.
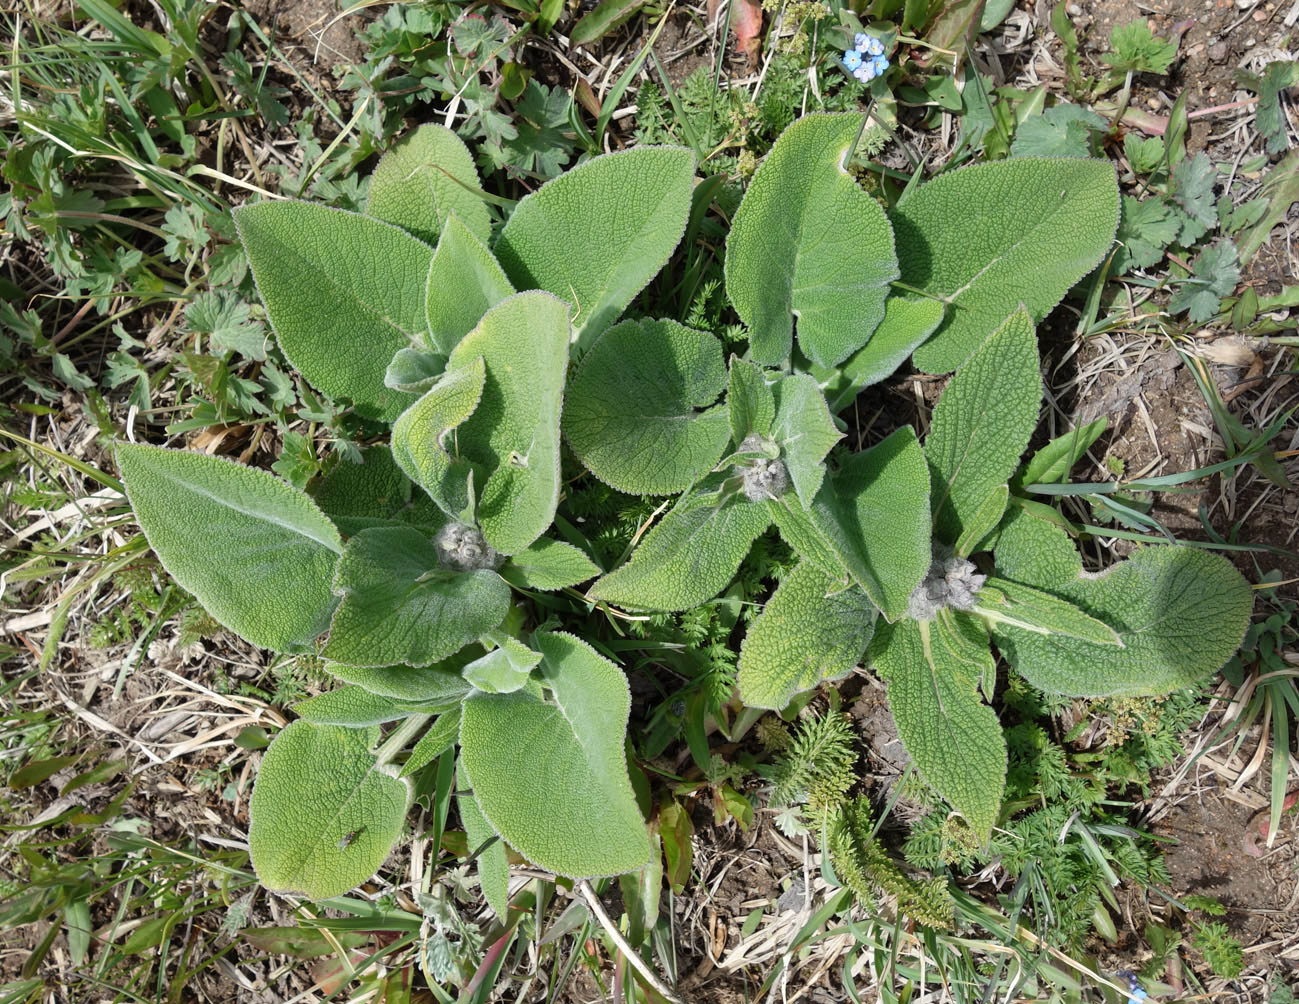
(1208, 41, 1228, 60)
(1147, 95, 1161, 109)
(1067, 2, 1081, 12)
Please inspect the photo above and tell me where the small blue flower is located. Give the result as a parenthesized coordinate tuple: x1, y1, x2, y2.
(872, 53, 889, 75)
(854, 32, 870, 52)
(865, 36, 884, 56)
(853, 63, 874, 83)
(842, 49, 863, 71)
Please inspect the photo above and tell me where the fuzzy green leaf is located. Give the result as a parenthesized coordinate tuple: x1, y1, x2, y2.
(446, 292, 570, 553)
(326, 658, 475, 704)
(424, 214, 515, 355)
(563, 318, 730, 495)
(953, 484, 1009, 558)
(390, 358, 486, 520)
(494, 147, 694, 347)
(726, 113, 899, 367)
(294, 686, 446, 726)
(989, 510, 1253, 696)
(770, 374, 843, 509)
(728, 356, 776, 445)
(893, 158, 1119, 373)
(738, 560, 876, 710)
(234, 201, 433, 421)
(463, 634, 542, 694)
(872, 618, 1006, 838)
(117, 444, 340, 653)
(814, 296, 946, 413)
(311, 446, 446, 537)
(459, 632, 651, 877)
(500, 537, 601, 591)
(808, 428, 931, 622)
(768, 496, 850, 584)
(978, 578, 1122, 646)
(925, 308, 1040, 545)
(588, 484, 771, 612)
(400, 708, 462, 778)
(322, 527, 510, 668)
(458, 789, 510, 919)
(385, 347, 446, 393)
(366, 124, 491, 247)
(249, 722, 410, 899)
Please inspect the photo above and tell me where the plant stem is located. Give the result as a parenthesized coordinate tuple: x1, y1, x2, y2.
(374, 715, 432, 768)
(578, 880, 685, 1004)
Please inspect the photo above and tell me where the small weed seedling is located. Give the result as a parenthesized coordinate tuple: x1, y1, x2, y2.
(115, 113, 1253, 949)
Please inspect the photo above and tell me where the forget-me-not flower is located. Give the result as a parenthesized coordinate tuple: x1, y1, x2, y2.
(844, 34, 888, 83)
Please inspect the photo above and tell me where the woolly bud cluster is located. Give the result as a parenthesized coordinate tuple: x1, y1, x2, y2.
(906, 546, 986, 621)
(435, 522, 502, 571)
(736, 433, 790, 502)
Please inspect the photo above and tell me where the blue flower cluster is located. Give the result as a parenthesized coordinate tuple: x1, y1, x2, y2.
(843, 33, 888, 83)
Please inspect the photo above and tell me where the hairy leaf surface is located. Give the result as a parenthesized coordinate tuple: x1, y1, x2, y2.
(390, 358, 485, 520)
(872, 618, 1006, 838)
(816, 297, 945, 412)
(366, 124, 490, 246)
(500, 538, 601, 591)
(312, 446, 446, 537)
(990, 510, 1253, 695)
(728, 357, 776, 445)
(739, 560, 876, 710)
(925, 308, 1040, 544)
(563, 318, 730, 495)
(460, 633, 651, 877)
(447, 292, 570, 552)
(587, 488, 771, 611)
(235, 202, 433, 421)
(424, 214, 514, 354)
(494, 147, 694, 347)
(323, 527, 510, 668)
(250, 722, 409, 899)
(117, 444, 340, 653)
(726, 113, 899, 367)
(326, 655, 476, 703)
(294, 686, 447, 726)
(458, 788, 510, 918)
(808, 428, 931, 621)
(770, 374, 843, 508)
(892, 158, 1119, 372)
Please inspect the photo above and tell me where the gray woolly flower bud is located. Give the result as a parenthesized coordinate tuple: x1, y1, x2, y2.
(906, 546, 986, 620)
(435, 522, 502, 571)
(735, 434, 789, 501)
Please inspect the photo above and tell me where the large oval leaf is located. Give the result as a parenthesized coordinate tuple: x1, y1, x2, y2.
(309, 445, 446, 537)
(588, 485, 772, 612)
(366, 124, 491, 247)
(459, 632, 651, 877)
(989, 510, 1253, 696)
(808, 427, 932, 622)
(322, 527, 511, 668)
(893, 157, 1120, 373)
(234, 202, 434, 421)
(249, 721, 410, 898)
(871, 617, 1006, 839)
(117, 443, 340, 653)
(447, 292, 571, 553)
(563, 318, 730, 495)
(494, 147, 694, 349)
(925, 307, 1040, 546)
(726, 113, 899, 368)
(738, 560, 876, 710)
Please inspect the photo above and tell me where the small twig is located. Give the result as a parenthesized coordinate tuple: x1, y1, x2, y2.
(578, 880, 687, 1004)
